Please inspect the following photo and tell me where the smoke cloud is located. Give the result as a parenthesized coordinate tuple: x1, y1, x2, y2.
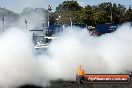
(17, 7, 47, 30)
(0, 23, 132, 87)
(5, 0, 48, 13)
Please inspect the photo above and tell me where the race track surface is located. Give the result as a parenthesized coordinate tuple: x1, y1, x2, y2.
(18, 80, 132, 88)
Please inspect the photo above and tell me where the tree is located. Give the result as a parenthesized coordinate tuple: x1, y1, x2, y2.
(55, 1, 82, 24)
(56, 1, 82, 12)
(112, 4, 126, 23)
(54, 1, 129, 26)
(49, 12, 56, 25)
(75, 5, 93, 25)
(91, 12, 108, 24)
(92, 2, 126, 24)
(122, 7, 132, 22)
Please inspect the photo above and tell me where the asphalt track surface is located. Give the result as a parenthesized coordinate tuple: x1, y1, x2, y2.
(18, 80, 132, 88)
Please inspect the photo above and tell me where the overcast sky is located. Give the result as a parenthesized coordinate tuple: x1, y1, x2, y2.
(0, 0, 132, 13)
